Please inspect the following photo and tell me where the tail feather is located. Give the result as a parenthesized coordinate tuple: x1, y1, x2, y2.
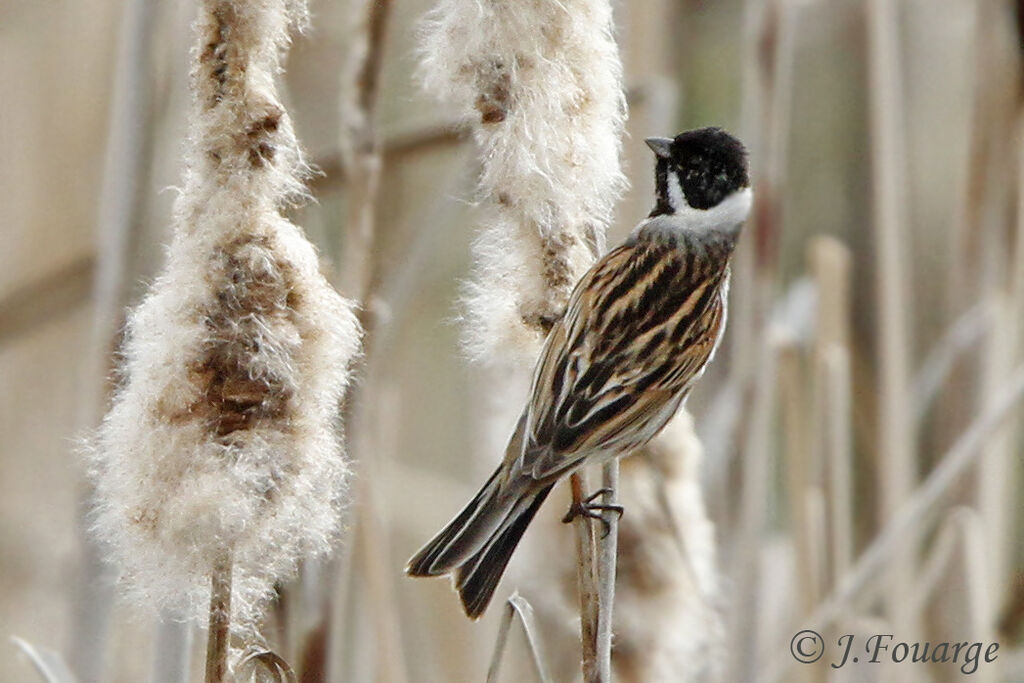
(406, 465, 509, 577)
(454, 484, 554, 619)
(406, 415, 551, 618)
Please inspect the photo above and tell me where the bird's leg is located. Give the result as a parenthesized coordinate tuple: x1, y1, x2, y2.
(562, 480, 624, 537)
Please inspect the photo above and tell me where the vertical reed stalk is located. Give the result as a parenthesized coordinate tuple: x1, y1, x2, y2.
(152, 617, 194, 683)
(809, 237, 853, 586)
(974, 0, 1024, 602)
(569, 466, 620, 683)
(75, 0, 157, 678)
(337, 0, 392, 306)
(327, 0, 402, 678)
(727, 0, 797, 581)
(729, 332, 780, 682)
(594, 463, 619, 682)
(569, 473, 601, 682)
(823, 348, 853, 585)
(865, 0, 917, 637)
(327, 0, 407, 679)
(205, 556, 233, 683)
(778, 340, 817, 618)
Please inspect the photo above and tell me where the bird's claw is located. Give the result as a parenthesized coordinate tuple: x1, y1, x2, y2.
(561, 492, 624, 538)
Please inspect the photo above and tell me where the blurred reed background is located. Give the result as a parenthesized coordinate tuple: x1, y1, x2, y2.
(1, 0, 1023, 681)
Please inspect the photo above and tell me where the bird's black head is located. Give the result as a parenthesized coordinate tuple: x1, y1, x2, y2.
(647, 127, 749, 216)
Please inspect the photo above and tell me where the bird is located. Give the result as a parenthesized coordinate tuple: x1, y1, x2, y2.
(406, 127, 751, 619)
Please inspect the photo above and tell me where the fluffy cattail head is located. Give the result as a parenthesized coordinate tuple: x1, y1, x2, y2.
(611, 412, 724, 682)
(86, 0, 359, 633)
(419, 0, 627, 368)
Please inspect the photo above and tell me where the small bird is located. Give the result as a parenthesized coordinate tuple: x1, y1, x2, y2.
(406, 127, 751, 619)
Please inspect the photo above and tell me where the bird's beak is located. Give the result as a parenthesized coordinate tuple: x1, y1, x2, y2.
(645, 137, 673, 159)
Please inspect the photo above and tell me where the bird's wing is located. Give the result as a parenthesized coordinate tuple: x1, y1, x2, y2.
(519, 236, 728, 481)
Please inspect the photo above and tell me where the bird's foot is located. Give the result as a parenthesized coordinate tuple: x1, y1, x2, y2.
(561, 488, 624, 538)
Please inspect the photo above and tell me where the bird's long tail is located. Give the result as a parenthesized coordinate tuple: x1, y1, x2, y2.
(405, 464, 554, 619)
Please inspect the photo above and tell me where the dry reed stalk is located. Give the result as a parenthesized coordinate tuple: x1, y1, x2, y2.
(948, 0, 1020, 318)
(567, 464, 619, 683)
(781, 341, 822, 680)
(728, 330, 781, 683)
(205, 556, 232, 683)
(911, 505, 997, 676)
(732, 0, 774, 368)
(151, 617, 194, 683)
(594, 463, 619, 682)
(912, 302, 994, 423)
(615, 0, 679, 239)
(723, 0, 797, 605)
(999, 111, 1024, 643)
(485, 594, 552, 683)
(865, 0, 917, 638)
(801, 486, 828, 604)
(87, 0, 156, 407)
(910, 508, 971, 616)
(10, 636, 78, 683)
(336, 0, 391, 306)
(778, 340, 819, 618)
(733, 0, 797, 362)
(569, 472, 601, 682)
(1013, 110, 1024, 306)
(931, 510, 999, 683)
(821, 347, 853, 586)
(808, 238, 853, 586)
(323, 1, 406, 681)
(974, 2, 1024, 608)
(978, 291, 1019, 594)
(522, 413, 724, 683)
(74, 0, 158, 678)
(759, 364, 1024, 683)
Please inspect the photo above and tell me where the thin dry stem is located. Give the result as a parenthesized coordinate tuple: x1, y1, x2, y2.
(570, 472, 600, 682)
(205, 557, 232, 683)
(595, 462, 619, 683)
(822, 348, 853, 586)
(485, 594, 552, 683)
(325, 1, 404, 681)
(728, 330, 780, 683)
(337, 0, 392, 305)
(75, 0, 157, 676)
(866, 0, 917, 635)
(10, 636, 78, 683)
(778, 341, 818, 615)
(911, 302, 994, 423)
(152, 615, 194, 683)
(808, 238, 853, 587)
(237, 648, 298, 683)
(759, 363, 1024, 683)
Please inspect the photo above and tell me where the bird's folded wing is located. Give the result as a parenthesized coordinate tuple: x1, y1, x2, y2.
(520, 238, 726, 481)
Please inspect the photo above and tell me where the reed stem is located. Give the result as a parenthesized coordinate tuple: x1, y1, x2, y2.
(205, 555, 233, 683)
